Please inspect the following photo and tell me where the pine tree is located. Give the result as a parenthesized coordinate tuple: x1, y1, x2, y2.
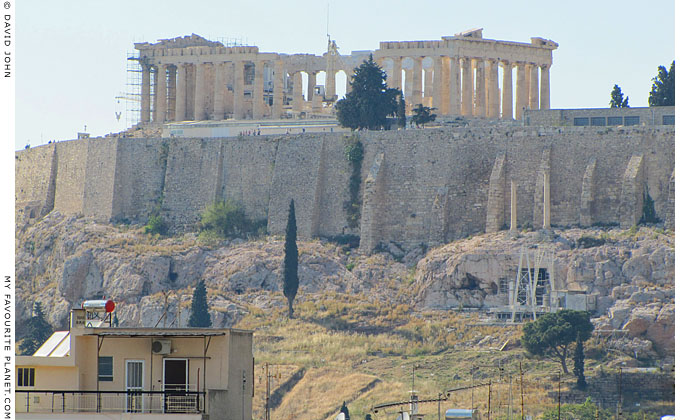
(340, 402, 350, 420)
(574, 332, 586, 389)
(19, 302, 53, 355)
(648, 61, 675, 106)
(335, 55, 399, 130)
(188, 280, 212, 327)
(283, 199, 299, 318)
(609, 85, 629, 108)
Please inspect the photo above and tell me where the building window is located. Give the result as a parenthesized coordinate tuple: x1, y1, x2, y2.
(573, 117, 589, 126)
(18, 368, 35, 387)
(624, 116, 640, 126)
(663, 115, 675, 125)
(607, 116, 623, 126)
(99, 356, 114, 382)
(590, 117, 606, 126)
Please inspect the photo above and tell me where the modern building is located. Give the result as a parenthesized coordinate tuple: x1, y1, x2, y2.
(16, 308, 253, 420)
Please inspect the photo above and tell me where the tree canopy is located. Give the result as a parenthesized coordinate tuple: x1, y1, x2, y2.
(339, 402, 350, 420)
(648, 61, 674, 106)
(335, 55, 400, 130)
(521, 310, 593, 373)
(609, 84, 629, 108)
(283, 199, 299, 318)
(19, 302, 54, 355)
(188, 280, 212, 327)
(411, 104, 437, 127)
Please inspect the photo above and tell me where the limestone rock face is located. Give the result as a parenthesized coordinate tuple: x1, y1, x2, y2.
(16, 214, 674, 363)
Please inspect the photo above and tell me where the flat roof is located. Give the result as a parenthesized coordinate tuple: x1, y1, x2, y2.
(85, 330, 228, 338)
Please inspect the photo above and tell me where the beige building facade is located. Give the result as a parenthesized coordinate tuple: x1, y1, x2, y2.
(16, 309, 253, 420)
(135, 29, 557, 123)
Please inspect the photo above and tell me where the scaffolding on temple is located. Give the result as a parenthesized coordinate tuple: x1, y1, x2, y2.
(115, 50, 145, 129)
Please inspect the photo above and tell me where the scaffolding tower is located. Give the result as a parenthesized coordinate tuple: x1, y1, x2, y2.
(510, 245, 556, 322)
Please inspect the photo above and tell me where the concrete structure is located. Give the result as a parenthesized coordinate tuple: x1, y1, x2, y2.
(134, 29, 557, 122)
(16, 309, 253, 419)
(524, 106, 675, 127)
(16, 123, 674, 254)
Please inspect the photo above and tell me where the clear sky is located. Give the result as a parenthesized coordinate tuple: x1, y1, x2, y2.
(14, 0, 674, 149)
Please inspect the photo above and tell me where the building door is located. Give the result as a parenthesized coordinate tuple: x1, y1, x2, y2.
(125, 360, 144, 412)
(163, 358, 190, 412)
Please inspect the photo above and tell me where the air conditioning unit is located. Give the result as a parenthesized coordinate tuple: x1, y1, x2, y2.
(152, 339, 171, 355)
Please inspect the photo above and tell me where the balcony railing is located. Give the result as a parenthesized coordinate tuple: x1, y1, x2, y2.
(16, 390, 206, 414)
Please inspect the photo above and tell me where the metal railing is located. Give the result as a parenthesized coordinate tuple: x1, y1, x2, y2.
(16, 390, 205, 414)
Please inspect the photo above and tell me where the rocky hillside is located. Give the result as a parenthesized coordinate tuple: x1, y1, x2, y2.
(17, 212, 674, 362)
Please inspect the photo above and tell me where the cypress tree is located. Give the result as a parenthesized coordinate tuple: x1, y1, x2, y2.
(188, 280, 212, 327)
(397, 92, 406, 129)
(340, 402, 350, 420)
(283, 199, 299, 318)
(574, 331, 586, 389)
(19, 302, 53, 355)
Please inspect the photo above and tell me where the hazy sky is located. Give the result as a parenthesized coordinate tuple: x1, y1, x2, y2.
(14, 0, 674, 150)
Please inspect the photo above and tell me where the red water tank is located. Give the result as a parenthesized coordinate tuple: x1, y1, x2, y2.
(82, 299, 115, 313)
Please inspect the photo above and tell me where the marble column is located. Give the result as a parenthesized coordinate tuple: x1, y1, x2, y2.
(515, 62, 527, 120)
(391, 57, 402, 90)
(448, 57, 461, 115)
(441, 57, 457, 115)
(474, 59, 485, 117)
(272, 61, 284, 119)
(167, 66, 176, 121)
(487, 59, 500, 118)
(424, 67, 433, 105)
(253, 61, 264, 119)
(540, 64, 551, 110)
(461, 58, 473, 116)
(510, 180, 517, 233)
(404, 68, 414, 112)
(529, 64, 539, 110)
(213, 63, 225, 120)
(412, 57, 423, 107)
(307, 72, 316, 101)
(140, 64, 151, 123)
(194, 63, 206, 121)
(291, 71, 303, 114)
(543, 172, 551, 229)
(325, 66, 336, 101)
(175, 65, 187, 121)
(501, 61, 513, 120)
(432, 56, 444, 112)
(233, 61, 244, 119)
(155, 64, 167, 122)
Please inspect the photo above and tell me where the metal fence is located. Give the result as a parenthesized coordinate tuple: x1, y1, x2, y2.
(16, 390, 205, 414)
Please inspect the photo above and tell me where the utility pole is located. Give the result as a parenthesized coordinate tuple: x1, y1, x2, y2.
(617, 367, 623, 420)
(557, 372, 561, 420)
(471, 363, 475, 409)
(508, 375, 513, 420)
(519, 362, 525, 420)
(438, 392, 442, 420)
(263, 363, 280, 420)
(487, 380, 492, 420)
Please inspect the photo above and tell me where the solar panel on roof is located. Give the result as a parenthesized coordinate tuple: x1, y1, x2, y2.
(33, 331, 70, 357)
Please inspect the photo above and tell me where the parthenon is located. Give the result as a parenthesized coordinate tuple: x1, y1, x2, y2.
(134, 29, 557, 123)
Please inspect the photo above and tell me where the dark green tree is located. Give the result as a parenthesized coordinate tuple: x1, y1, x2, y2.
(19, 302, 53, 355)
(188, 280, 212, 327)
(609, 84, 629, 108)
(574, 332, 586, 389)
(283, 199, 299, 318)
(521, 310, 593, 373)
(335, 55, 399, 130)
(410, 104, 437, 127)
(397, 92, 407, 129)
(340, 402, 350, 420)
(639, 187, 659, 224)
(365, 415, 373, 420)
(648, 61, 675, 106)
